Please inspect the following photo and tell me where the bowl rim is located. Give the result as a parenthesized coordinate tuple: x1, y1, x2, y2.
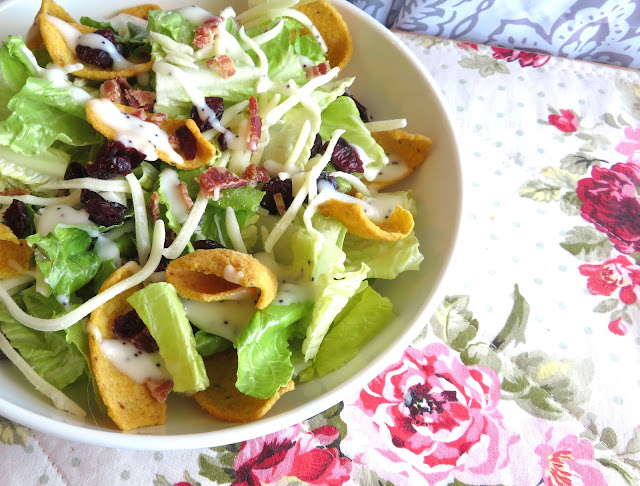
(0, 0, 465, 449)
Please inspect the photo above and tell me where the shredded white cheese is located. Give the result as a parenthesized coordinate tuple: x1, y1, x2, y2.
(0, 220, 166, 332)
(125, 173, 150, 265)
(0, 329, 86, 417)
(0, 192, 79, 207)
(238, 26, 269, 79)
(225, 206, 247, 253)
(37, 178, 132, 193)
(330, 171, 371, 196)
(163, 193, 208, 260)
(365, 119, 408, 132)
(284, 119, 311, 171)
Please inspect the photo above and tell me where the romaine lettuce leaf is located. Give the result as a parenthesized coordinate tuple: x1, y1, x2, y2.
(291, 214, 346, 280)
(147, 9, 199, 45)
(319, 96, 387, 179)
(27, 226, 102, 299)
(194, 330, 233, 357)
(0, 145, 70, 191)
(235, 301, 312, 399)
(127, 283, 209, 393)
(310, 286, 394, 377)
(344, 232, 423, 279)
(0, 77, 102, 156)
(80, 17, 150, 52)
(0, 36, 36, 119)
(302, 263, 369, 361)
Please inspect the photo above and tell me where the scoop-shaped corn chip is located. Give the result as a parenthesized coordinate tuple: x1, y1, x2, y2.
(193, 349, 294, 423)
(85, 101, 216, 169)
(0, 224, 33, 278)
(38, 0, 154, 80)
(367, 129, 432, 191)
(166, 249, 278, 309)
(298, 0, 353, 72)
(318, 198, 414, 241)
(88, 262, 167, 431)
(119, 4, 161, 19)
(26, 0, 75, 50)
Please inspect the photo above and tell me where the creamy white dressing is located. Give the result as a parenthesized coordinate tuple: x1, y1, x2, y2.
(223, 264, 245, 284)
(175, 6, 217, 25)
(76, 33, 137, 70)
(105, 13, 148, 37)
(45, 15, 137, 71)
(94, 235, 121, 265)
(19, 45, 91, 104)
(86, 99, 182, 164)
(274, 282, 314, 306)
(159, 168, 190, 224)
(351, 143, 384, 182)
(183, 297, 256, 342)
(35, 205, 94, 236)
(374, 155, 410, 182)
(100, 339, 171, 384)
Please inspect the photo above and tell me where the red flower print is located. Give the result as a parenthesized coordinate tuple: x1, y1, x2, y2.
(576, 162, 640, 253)
(340, 343, 518, 485)
(491, 46, 550, 67)
(232, 424, 351, 486)
(608, 317, 629, 335)
(579, 255, 640, 305)
(535, 428, 607, 486)
(616, 126, 640, 162)
(548, 109, 579, 133)
(458, 42, 478, 51)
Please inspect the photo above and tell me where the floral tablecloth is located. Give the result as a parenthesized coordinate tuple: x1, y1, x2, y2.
(2, 32, 640, 486)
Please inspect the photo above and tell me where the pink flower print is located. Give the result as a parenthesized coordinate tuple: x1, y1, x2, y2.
(578, 255, 640, 305)
(340, 343, 519, 486)
(616, 127, 640, 162)
(577, 162, 640, 253)
(608, 317, 629, 335)
(458, 42, 479, 51)
(548, 109, 579, 133)
(232, 424, 351, 486)
(491, 46, 551, 67)
(535, 429, 607, 486)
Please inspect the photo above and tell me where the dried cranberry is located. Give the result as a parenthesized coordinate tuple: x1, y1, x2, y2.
(344, 90, 371, 122)
(155, 256, 169, 272)
(94, 29, 129, 57)
(3, 199, 31, 239)
(165, 228, 176, 248)
(131, 329, 159, 353)
(192, 239, 225, 250)
(218, 132, 228, 151)
(317, 171, 338, 191)
(190, 97, 225, 131)
(80, 189, 127, 226)
(175, 125, 198, 160)
(87, 141, 145, 179)
(113, 310, 146, 339)
(260, 177, 293, 215)
(64, 162, 86, 180)
(310, 134, 323, 158)
(323, 137, 363, 173)
(76, 29, 129, 69)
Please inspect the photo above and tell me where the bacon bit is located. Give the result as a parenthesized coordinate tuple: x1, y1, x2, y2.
(144, 378, 173, 403)
(0, 188, 30, 196)
(149, 191, 160, 222)
(196, 167, 248, 199)
(129, 109, 167, 125)
(125, 89, 155, 111)
(273, 193, 286, 216)
(241, 164, 270, 183)
(207, 54, 236, 79)
(305, 62, 329, 80)
(99, 77, 131, 104)
(168, 134, 180, 151)
(194, 16, 222, 49)
(177, 182, 194, 210)
(248, 96, 262, 153)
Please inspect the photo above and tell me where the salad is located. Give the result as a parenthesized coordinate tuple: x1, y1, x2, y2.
(0, 0, 430, 430)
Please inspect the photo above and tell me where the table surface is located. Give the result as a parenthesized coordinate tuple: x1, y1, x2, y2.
(2, 31, 640, 486)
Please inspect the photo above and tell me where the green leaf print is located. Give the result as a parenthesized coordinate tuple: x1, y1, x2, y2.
(428, 295, 478, 351)
(615, 79, 640, 121)
(198, 451, 235, 483)
(519, 180, 562, 202)
(458, 55, 509, 77)
(593, 298, 620, 313)
(0, 417, 29, 447)
(559, 152, 608, 176)
(492, 284, 530, 351)
(559, 191, 582, 216)
(560, 225, 615, 262)
(307, 402, 347, 445)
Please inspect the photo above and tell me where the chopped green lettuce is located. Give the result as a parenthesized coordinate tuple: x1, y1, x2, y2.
(311, 286, 393, 377)
(235, 301, 312, 399)
(128, 283, 209, 393)
(344, 232, 423, 279)
(27, 226, 102, 299)
(194, 330, 233, 357)
(302, 263, 370, 361)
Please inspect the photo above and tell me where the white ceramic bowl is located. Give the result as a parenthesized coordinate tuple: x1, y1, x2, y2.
(0, 0, 463, 449)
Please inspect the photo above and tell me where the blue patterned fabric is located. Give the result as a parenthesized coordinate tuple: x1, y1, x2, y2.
(348, 0, 640, 69)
